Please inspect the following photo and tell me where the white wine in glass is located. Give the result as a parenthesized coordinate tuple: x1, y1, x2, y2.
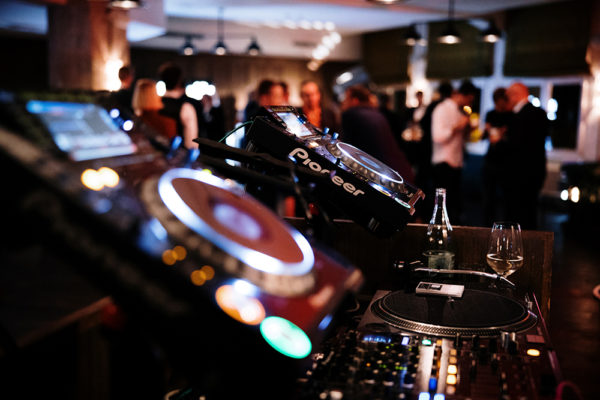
(486, 222, 524, 278)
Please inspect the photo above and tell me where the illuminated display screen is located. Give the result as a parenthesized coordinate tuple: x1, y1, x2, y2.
(276, 112, 313, 137)
(26, 100, 136, 161)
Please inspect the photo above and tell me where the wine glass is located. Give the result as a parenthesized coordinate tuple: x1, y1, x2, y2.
(486, 222, 524, 280)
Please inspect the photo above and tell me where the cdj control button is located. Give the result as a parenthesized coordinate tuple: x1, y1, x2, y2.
(446, 374, 457, 385)
(429, 377, 438, 392)
(526, 348, 541, 357)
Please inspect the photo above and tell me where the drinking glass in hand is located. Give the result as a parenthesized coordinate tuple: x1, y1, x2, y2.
(486, 222, 524, 278)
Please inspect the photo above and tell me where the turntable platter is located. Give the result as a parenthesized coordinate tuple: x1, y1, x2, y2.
(370, 289, 537, 337)
(326, 141, 404, 192)
(142, 168, 315, 296)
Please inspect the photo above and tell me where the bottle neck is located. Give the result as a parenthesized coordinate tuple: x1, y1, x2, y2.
(430, 190, 452, 229)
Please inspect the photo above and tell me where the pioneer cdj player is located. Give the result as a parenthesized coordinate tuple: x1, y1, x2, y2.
(0, 92, 362, 399)
(245, 106, 425, 237)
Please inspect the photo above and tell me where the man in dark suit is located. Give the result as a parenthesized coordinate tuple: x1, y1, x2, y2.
(341, 85, 415, 184)
(503, 82, 549, 229)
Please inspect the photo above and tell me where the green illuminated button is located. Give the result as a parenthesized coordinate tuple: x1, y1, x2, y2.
(259, 316, 312, 359)
(422, 339, 433, 346)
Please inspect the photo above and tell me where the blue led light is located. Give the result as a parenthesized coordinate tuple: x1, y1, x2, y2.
(401, 336, 410, 346)
(362, 335, 391, 344)
(433, 394, 445, 400)
(429, 377, 438, 392)
(318, 314, 333, 330)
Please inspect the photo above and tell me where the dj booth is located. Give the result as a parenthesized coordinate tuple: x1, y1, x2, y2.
(0, 91, 559, 400)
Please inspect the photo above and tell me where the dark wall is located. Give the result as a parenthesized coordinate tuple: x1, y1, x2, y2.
(0, 32, 49, 91)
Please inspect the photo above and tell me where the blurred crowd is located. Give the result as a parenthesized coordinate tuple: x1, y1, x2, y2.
(110, 62, 548, 229)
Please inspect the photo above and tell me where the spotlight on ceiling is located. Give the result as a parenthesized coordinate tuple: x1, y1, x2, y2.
(247, 37, 261, 56)
(180, 36, 196, 56)
(214, 40, 227, 56)
(109, 0, 142, 9)
(481, 20, 502, 43)
(437, 0, 461, 44)
(438, 24, 461, 44)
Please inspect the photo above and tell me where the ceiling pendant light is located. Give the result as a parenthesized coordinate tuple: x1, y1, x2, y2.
(213, 7, 227, 56)
(437, 0, 461, 44)
(481, 20, 502, 43)
(180, 35, 197, 56)
(247, 37, 261, 56)
(109, 0, 142, 9)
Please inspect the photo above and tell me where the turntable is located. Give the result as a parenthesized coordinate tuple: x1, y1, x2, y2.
(245, 106, 425, 236)
(366, 288, 538, 338)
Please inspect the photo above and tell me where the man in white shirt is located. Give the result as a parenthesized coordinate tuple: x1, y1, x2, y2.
(431, 80, 477, 223)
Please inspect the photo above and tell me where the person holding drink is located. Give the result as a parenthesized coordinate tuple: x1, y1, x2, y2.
(482, 87, 512, 225)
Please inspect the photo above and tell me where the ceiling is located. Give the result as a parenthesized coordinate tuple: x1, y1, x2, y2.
(0, 0, 567, 60)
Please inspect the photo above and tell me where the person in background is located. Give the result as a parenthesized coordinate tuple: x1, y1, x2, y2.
(201, 94, 226, 142)
(481, 87, 512, 225)
(431, 80, 477, 224)
(258, 79, 287, 108)
(503, 82, 549, 230)
(414, 82, 453, 221)
(157, 62, 199, 149)
(341, 85, 415, 184)
(298, 80, 342, 135)
(241, 79, 287, 148)
(132, 78, 176, 140)
(378, 92, 404, 144)
(280, 81, 290, 104)
(112, 65, 135, 115)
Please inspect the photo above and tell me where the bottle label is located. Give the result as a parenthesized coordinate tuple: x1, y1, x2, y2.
(423, 250, 455, 269)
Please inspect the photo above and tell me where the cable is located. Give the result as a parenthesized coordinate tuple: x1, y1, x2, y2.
(218, 120, 253, 143)
(554, 380, 583, 400)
